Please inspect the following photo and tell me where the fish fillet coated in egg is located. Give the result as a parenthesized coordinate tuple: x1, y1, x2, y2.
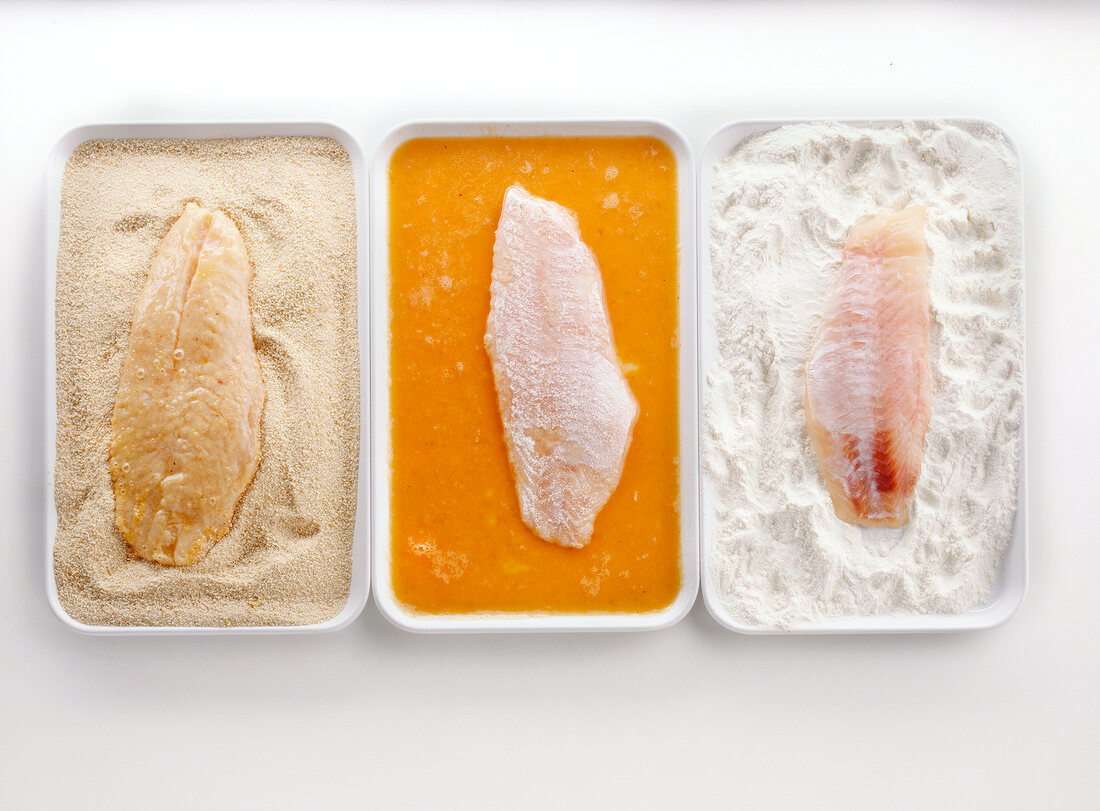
(804, 206, 931, 528)
(485, 185, 639, 548)
(109, 202, 265, 566)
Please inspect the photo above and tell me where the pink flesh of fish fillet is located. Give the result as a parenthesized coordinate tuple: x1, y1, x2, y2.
(485, 185, 639, 548)
(804, 206, 931, 528)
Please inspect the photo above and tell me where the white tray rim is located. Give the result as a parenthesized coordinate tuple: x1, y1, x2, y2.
(44, 120, 371, 635)
(697, 117, 1029, 635)
(370, 118, 699, 633)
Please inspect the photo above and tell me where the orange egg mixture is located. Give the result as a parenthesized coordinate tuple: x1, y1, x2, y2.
(389, 136, 680, 613)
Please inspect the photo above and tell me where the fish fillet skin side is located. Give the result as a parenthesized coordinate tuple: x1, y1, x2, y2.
(109, 203, 265, 566)
(485, 186, 639, 548)
(804, 206, 930, 528)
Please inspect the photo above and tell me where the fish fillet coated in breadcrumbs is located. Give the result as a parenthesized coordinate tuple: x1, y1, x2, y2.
(109, 202, 265, 566)
(805, 206, 931, 528)
(485, 185, 638, 548)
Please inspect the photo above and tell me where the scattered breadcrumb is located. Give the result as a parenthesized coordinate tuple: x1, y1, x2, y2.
(54, 137, 359, 627)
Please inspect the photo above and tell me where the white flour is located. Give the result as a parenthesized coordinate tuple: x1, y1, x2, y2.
(704, 120, 1023, 628)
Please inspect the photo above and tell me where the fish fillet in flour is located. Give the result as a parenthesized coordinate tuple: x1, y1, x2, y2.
(804, 206, 930, 528)
(109, 202, 265, 566)
(485, 185, 638, 548)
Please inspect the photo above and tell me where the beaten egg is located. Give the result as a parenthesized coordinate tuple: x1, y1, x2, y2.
(389, 136, 681, 613)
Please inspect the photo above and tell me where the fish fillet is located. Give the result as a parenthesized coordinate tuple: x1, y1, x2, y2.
(109, 202, 265, 566)
(485, 185, 639, 548)
(804, 206, 930, 528)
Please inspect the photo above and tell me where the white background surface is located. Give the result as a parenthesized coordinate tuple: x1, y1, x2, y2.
(1, 2, 1096, 808)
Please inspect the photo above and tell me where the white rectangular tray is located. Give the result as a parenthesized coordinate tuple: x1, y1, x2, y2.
(371, 119, 699, 632)
(45, 121, 371, 635)
(697, 118, 1028, 634)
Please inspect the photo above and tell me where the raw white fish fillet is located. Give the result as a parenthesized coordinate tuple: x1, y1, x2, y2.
(485, 185, 639, 548)
(804, 206, 931, 528)
(110, 203, 265, 566)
